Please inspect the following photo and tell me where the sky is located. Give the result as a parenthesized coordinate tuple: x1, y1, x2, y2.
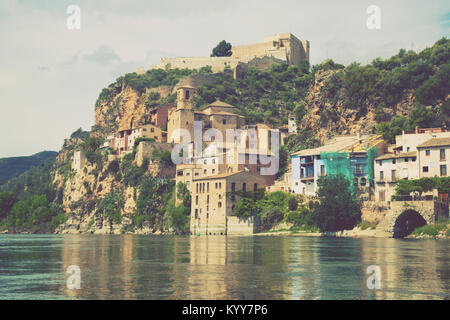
(0, 0, 448, 157)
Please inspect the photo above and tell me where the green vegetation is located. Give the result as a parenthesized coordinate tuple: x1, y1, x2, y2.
(376, 105, 443, 143)
(358, 221, 377, 230)
(394, 177, 450, 198)
(167, 182, 191, 234)
(97, 190, 123, 224)
(1, 194, 65, 232)
(134, 177, 174, 229)
(233, 178, 361, 233)
(411, 219, 450, 237)
(0, 151, 57, 186)
(195, 61, 314, 127)
(312, 175, 361, 232)
(211, 40, 232, 57)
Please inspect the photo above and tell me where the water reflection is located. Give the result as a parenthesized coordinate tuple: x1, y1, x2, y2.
(0, 235, 448, 299)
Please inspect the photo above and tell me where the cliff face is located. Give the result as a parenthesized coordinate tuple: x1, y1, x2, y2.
(94, 84, 172, 135)
(299, 70, 416, 143)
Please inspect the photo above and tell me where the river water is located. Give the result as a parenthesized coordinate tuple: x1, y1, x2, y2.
(0, 234, 448, 300)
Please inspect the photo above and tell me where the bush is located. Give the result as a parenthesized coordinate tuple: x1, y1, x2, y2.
(312, 175, 361, 232)
(135, 177, 173, 228)
(97, 191, 123, 224)
(288, 196, 298, 211)
(107, 159, 120, 175)
(233, 198, 258, 218)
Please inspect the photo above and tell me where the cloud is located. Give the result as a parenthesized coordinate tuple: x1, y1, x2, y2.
(38, 66, 50, 72)
(83, 45, 121, 65)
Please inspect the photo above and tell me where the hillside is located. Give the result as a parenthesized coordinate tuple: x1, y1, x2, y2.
(0, 151, 58, 185)
(0, 37, 448, 234)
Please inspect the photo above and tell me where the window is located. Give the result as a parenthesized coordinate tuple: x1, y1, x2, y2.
(243, 183, 246, 192)
(254, 183, 258, 191)
(218, 202, 222, 208)
(212, 169, 215, 174)
(405, 157, 409, 162)
(392, 159, 396, 164)
(320, 165, 326, 176)
(379, 171, 384, 180)
(360, 178, 367, 187)
(440, 165, 447, 177)
(391, 170, 396, 182)
(195, 209, 198, 219)
(151, 128, 154, 132)
(353, 178, 358, 186)
(426, 150, 430, 156)
(423, 166, 429, 173)
(185, 90, 190, 100)
(203, 169, 207, 174)
(195, 196, 198, 205)
(222, 119, 226, 125)
(407, 147, 410, 152)
(440, 149, 446, 161)
(207, 183, 209, 192)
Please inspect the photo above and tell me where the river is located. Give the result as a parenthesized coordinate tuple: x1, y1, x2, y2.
(0, 234, 448, 300)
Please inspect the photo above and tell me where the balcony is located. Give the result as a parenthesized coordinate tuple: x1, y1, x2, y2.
(300, 173, 314, 181)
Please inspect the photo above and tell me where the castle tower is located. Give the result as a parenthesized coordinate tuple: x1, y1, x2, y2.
(168, 85, 195, 144)
(177, 85, 195, 110)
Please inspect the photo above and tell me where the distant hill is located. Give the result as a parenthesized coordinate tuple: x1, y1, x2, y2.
(0, 151, 58, 185)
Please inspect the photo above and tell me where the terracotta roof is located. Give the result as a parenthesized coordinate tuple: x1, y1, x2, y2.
(210, 111, 245, 117)
(291, 136, 360, 156)
(177, 85, 195, 89)
(375, 151, 417, 161)
(417, 137, 450, 148)
(292, 134, 384, 157)
(202, 99, 235, 110)
(192, 170, 265, 182)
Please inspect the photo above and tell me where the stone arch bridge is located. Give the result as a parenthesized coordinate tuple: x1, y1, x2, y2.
(378, 200, 449, 238)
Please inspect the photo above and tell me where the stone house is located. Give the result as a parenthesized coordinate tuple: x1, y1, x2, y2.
(417, 137, 450, 179)
(374, 152, 418, 202)
(190, 171, 267, 235)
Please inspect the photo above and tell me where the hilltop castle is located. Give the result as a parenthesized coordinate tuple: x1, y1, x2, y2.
(151, 33, 310, 76)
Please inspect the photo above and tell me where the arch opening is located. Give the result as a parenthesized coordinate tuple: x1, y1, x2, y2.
(393, 209, 427, 238)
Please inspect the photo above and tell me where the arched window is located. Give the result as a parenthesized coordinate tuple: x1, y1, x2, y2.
(218, 202, 222, 208)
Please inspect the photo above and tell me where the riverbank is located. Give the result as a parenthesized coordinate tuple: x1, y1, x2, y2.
(256, 224, 450, 239)
(256, 227, 391, 238)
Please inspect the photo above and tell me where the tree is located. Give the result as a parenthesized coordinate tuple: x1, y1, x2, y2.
(312, 175, 361, 231)
(0, 191, 18, 220)
(211, 40, 232, 57)
(293, 101, 306, 124)
(168, 202, 190, 234)
(233, 198, 258, 218)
